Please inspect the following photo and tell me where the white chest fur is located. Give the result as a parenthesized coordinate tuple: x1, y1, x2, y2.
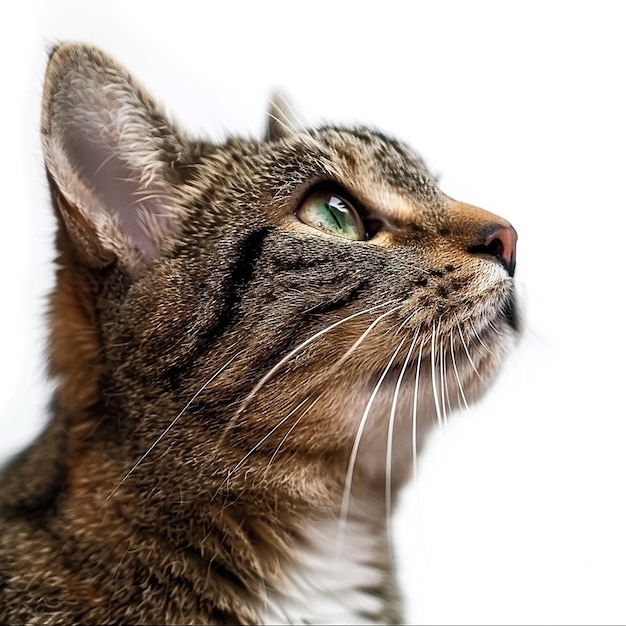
(260, 515, 389, 625)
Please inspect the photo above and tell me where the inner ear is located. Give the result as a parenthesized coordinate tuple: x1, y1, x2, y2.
(42, 43, 191, 270)
(63, 129, 166, 260)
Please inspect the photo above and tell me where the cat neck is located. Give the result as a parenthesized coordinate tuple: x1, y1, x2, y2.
(261, 500, 403, 625)
(0, 417, 404, 623)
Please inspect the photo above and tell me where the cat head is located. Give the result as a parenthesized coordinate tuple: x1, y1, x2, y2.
(42, 43, 518, 507)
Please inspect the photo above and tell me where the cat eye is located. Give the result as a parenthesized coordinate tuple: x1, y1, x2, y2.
(296, 189, 366, 241)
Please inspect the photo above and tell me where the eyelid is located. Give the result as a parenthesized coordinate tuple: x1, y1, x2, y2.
(301, 183, 362, 212)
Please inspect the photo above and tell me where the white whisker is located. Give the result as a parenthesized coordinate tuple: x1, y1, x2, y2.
(337, 337, 406, 551)
(335, 303, 405, 367)
(266, 397, 321, 471)
(470, 319, 493, 355)
(439, 333, 450, 427)
(217, 397, 312, 495)
(455, 313, 482, 380)
(385, 333, 418, 554)
(412, 337, 425, 487)
(105, 353, 239, 502)
(450, 330, 470, 411)
(220, 300, 398, 444)
(431, 320, 443, 427)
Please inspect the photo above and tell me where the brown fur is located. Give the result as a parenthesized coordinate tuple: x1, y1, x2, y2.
(0, 43, 519, 624)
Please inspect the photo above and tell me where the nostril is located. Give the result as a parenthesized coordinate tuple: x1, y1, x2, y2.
(468, 225, 517, 277)
(485, 237, 505, 259)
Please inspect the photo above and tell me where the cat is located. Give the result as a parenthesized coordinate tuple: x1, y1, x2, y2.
(0, 42, 519, 625)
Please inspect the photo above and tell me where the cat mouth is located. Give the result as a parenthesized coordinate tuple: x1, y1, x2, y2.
(501, 293, 520, 333)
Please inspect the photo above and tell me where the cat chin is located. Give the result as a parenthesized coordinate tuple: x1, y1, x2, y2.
(338, 319, 515, 488)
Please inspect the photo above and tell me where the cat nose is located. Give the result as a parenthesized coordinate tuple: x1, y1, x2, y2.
(445, 200, 518, 277)
(468, 224, 517, 277)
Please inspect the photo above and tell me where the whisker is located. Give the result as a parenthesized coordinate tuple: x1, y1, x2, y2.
(412, 336, 426, 487)
(385, 332, 418, 555)
(215, 397, 311, 496)
(105, 353, 239, 502)
(450, 329, 470, 411)
(333, 303, 405, 367)
(265, 397, 321, 471)
(219, 300, 398, 446)
(470, 319, 494, 356)
(336, 337, 407, 551)
(487, 319, 500, 334)
(431, 319, 443, 428)
(455, 313, 482, 380)
(439, 332, 450, 427)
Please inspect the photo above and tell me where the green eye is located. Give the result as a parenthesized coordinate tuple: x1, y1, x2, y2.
(296, 189, 366, 241)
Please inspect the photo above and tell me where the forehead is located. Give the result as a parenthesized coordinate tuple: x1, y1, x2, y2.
(293, 127, 446, 229)
(313, 127, 440, 201)
(203, 126, 446, 226)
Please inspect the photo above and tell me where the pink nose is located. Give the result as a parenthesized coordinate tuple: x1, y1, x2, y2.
(470, 225, 517, 277)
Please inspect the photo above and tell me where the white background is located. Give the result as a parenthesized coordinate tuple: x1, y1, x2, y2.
(1, 2, 625, 624)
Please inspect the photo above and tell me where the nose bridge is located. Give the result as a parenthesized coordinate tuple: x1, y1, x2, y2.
(446, 200, 513, 237)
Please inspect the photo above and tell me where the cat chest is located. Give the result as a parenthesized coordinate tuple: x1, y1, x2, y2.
(259, 516, 389, 625)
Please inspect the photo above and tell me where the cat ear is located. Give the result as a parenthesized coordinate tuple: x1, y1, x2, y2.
(265, 91, 300, 141)
(41, 43, 190, 270)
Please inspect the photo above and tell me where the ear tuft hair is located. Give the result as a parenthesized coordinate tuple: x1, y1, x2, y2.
(265, 90, 300, 142)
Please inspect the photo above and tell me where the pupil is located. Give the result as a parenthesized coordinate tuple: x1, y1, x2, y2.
(327, 203, 343, 230)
